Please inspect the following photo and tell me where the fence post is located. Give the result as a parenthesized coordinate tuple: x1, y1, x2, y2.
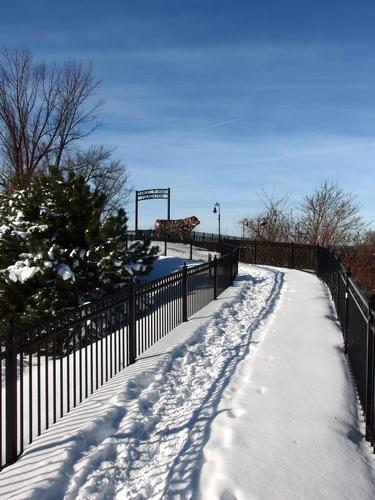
(316, 245, 320, 276)
(336, 256, 341, 313)
(231, 250, 235, 284)
(214, 255, 218, 300)
(329, 248, 335, 292)
(128, 280, 137, 364)
(182, 263, 188, 322)
(254, 239, 257, 265)
(6, 322, 18, 465)
(344, 268, 351, 353)
(366, 294, 375, 444)
(235, 248, 239, 278)
(190, 242, 193, 260)
(291, 241, 294, 269)
(164, 240, 167, 257)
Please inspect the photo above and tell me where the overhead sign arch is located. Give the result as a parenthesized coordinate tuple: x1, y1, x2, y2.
(135, 188, 170, 233)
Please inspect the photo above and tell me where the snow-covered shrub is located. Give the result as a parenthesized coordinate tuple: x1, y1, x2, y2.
(0, 168, 158, 332)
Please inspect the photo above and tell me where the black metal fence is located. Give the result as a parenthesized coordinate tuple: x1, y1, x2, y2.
(0, 248, 239, 470)
(317, 245, 375, 448)
(2, 229, 374, 471)
(130, 229, 318, 272)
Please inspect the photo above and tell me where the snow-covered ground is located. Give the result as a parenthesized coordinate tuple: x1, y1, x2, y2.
(154, 241, 219, 264)
(1, 263, 375, 499)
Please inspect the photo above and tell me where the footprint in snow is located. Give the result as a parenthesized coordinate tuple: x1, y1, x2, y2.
(227, 407, 246, 418)
(220, 490, 238, 500)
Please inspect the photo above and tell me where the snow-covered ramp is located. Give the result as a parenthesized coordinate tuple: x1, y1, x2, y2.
(1, 264, 375, 499)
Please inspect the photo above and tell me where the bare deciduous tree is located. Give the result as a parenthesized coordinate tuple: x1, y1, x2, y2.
(240, 193, 296, 242)
(65, 145, 133, 214)
(0, 47, 101, 188)
(299, 181, 366, 247)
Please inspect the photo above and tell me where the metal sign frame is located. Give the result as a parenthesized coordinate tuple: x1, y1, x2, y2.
(135, 188, 170, 233)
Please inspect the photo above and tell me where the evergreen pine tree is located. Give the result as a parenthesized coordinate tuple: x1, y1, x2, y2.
(0, 169, 158, 333)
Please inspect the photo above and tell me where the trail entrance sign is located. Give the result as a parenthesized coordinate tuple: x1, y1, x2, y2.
(135, 188, 171, 233)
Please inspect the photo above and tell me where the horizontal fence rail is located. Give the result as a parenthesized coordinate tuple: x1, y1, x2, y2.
(0, 247, 239, 470)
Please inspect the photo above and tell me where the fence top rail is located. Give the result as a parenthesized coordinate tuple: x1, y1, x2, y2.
(131, 229, 320, 250)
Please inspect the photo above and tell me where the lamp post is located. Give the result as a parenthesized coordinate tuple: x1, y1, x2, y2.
(241, 219, 250, 239)
(213, 202, 221, 239)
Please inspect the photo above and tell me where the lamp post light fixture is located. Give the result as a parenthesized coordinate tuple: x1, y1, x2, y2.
(213, 202, 221, 239)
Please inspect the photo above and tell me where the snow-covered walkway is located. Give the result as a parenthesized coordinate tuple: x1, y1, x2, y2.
(1, 264, 375, 499)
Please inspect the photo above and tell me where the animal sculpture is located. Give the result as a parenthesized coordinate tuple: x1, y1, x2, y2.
(154, 216, 200, 240)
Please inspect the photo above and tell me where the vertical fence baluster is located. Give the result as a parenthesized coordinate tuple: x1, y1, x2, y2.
(45, 340, 49, 430)
(53, 335, 56, 424)
(90, 319, 94, 392)
(95, 317, 99, 388)
(0, 351, 3, 467)
(60, 339, 63, 419)
(109, 309, 113, 378)
(85, 321, 89, 397)
(28, 351, 32, 444)
(344, 269, 351, 353)
(73, 328, 77, 407)
(129, 280, 137, 364)
(182, 264, 188, 322)
(6, 323, 17, 465)
(19, 349, 24, 453)
(117, 307, 121, 373)
(148, 287, 152, 350)
(79, 328, 83, 403)
(66, 333, 70, 414)
(100, 314, 104, 386)
(213, 256, 218, 300)
(105, 313, 109, 382)
(37, 344, 41, 436)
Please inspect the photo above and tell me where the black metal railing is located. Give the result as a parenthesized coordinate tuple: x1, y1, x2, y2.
(0, 247, 239, 470)
(317, 245, 375, 448)
(2, 228, 374, 472)
(130, 229, 318, 271)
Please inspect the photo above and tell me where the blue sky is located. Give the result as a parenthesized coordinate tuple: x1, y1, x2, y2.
(1, 0, 375, 234)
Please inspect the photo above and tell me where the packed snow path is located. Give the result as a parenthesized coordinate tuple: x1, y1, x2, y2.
(1, 264, 375, 499)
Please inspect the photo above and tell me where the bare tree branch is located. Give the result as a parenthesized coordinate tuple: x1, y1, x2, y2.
(64, 145, 133, 214)
(299, 181, 366, 247)
(0, 47, 101, 188)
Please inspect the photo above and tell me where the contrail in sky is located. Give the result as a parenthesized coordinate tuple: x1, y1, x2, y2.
(146, 118, 241, 147)
(182, 117, 241, 135)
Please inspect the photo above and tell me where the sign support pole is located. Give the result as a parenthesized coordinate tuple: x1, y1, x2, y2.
(167, 188, 171, 221)
(135, 191, 139, 236)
